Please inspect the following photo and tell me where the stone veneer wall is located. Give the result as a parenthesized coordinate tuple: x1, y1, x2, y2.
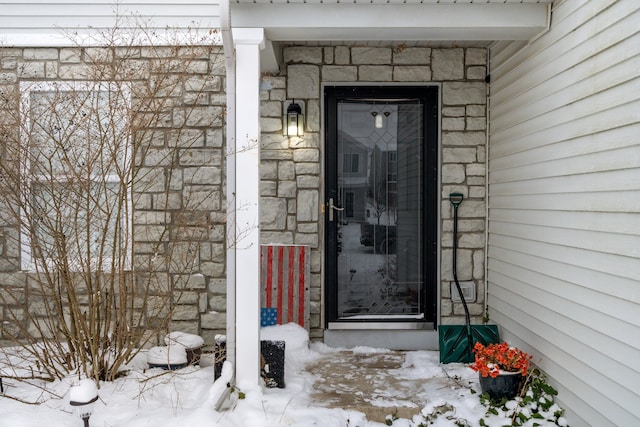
(259, 45, 488, 338)
(0, 46, 227, 347)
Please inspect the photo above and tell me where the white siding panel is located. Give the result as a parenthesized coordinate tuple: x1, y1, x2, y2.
(489, 292, 638, 426)
(491, 0, 631, 96)
(491, 164, 640, 193)
(488, 40, 527, 72)
(490, 104, 639, 158)
(489, 232, 640, 284)
(489, 191, 640, 214)
(492, 49, 639, 132)
(490, 209, 640, 237)
(0, 1, 220, 45)
(488, 0, 640, 425)
(489, 269, 639, 377)
(490, 125, 638, 172)
(491, 221, 639, 258)
(492, 78, 640, 147)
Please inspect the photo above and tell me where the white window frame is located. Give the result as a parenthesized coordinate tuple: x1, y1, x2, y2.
(19, 81, 132, 272)
(343, 152, 360, 174)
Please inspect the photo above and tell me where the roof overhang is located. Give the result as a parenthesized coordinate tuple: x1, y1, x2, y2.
(232, 3, 550, 43)
(230, 3, 551, 72)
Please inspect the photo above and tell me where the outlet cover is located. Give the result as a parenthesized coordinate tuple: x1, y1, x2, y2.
(451, 281, 476, 303)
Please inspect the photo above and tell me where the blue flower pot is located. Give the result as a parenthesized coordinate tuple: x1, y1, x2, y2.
(479, 371, 523, 400)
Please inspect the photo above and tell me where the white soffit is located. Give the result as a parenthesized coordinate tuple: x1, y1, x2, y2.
(230, 3, 551, 43)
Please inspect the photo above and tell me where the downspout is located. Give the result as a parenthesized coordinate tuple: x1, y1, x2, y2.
(484, 48, 491, 322)
(220, 0, 236, 372)
(526, 3, 553, 46)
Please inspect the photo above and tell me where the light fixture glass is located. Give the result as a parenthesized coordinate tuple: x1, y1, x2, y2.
(373, 112, 383, 129)
(371, 111, 389, 129)
(283, 101, 304, 137)
(70, 379, 99, 427)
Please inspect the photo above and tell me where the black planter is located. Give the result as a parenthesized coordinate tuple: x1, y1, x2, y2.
(261, 340, 285, 388)
(214, 340, 226, 380)
(479, 372, 523, 400)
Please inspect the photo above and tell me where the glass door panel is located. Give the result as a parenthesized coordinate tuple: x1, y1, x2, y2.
(325, 86, 438, 326)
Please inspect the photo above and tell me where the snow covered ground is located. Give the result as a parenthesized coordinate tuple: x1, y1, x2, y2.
(0, 324, 566, 427)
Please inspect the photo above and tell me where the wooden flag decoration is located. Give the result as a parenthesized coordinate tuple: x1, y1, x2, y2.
(260, 245, 310, 330)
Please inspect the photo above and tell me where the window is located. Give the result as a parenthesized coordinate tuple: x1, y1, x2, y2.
(345, 191, 354, 218)
(20, 82, 132, 271)
(343, 153, 360, 174)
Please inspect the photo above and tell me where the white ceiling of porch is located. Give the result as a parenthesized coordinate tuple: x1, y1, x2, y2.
(230, 1, 552, 41)
(233, 1, 552, 4)
(230, 0, 552, 71)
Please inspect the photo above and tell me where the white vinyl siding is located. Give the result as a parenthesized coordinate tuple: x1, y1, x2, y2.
(0, 1, 220, 45)
(488, 0, 640, 426)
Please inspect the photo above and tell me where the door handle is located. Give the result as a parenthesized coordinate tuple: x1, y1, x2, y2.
(328, 197, 344, 222)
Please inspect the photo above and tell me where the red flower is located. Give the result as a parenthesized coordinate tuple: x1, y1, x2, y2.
(470, 342, 532, 378)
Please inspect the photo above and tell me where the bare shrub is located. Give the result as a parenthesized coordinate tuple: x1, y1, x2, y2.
(0, 22, 224, 382)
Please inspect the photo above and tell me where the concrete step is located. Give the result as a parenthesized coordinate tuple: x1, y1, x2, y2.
(324, 329, 439, 350)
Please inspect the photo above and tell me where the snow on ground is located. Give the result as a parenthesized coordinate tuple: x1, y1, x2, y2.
(0, 324, 564, 427)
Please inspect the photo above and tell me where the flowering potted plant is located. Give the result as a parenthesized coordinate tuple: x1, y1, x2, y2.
(470, 342, 532, 399)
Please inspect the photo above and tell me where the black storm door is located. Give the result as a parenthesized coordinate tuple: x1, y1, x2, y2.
(325, 86, 438, 328)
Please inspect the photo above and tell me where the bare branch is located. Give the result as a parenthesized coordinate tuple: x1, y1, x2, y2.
(0, 16, 228, 382)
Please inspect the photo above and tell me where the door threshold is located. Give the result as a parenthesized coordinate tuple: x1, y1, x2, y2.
(328, 321, 434, 330)
(338, 313, 425, 320)
(324, 329, 439, 350)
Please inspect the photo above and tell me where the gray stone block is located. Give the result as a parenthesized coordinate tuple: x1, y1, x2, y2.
(322, 65, 357, 82)
(284, 47, 323, 64)
(278, 181, 297, 198)
(260, 197, 288, 229)
(466, 117, 486, 130)
(393, 66, 431, 81)
(293, 148, 319, 162)
(23, 48, 58, 60)
(359, 65, 392, 81)
(334, 46, 350, 64)
(467, 66, 486, 81)
(260, 181, 277, 197)
(442, 147, 477, 163)
(443, 131, 485, 147)
(297, 190, 319, 222)
(432, 49, 464, 80)
(466, 48, 487, 65)
(442, 118, 465, 131)
(18, 62, 45, 78)
(278, 161, 296, 180)
(288, 64, 320, 99)
(443, 82, 486, 105)
(296, 175, 320, 188)
(260, 231, 294, 244)
(393, 47, 431, 64)
(352, 47, 391, 64)
(442, 164, 466, 184)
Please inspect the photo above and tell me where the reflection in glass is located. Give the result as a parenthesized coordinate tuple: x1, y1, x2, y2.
(336, 101, 424, 318)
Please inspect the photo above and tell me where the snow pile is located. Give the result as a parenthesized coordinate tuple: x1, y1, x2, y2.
(260, 322, 317, 371)
(147, 344, 187, 367)
(69, 378, 98, 405)
(351, 345, 391, 354)
(0, 323, 567, 427)
(165, 331, 205, 350)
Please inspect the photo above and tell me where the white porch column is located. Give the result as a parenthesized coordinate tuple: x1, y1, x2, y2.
(233, 27, 264, 387)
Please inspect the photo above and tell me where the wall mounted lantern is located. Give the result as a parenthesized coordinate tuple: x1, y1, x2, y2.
(283, 100, 304, 137)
